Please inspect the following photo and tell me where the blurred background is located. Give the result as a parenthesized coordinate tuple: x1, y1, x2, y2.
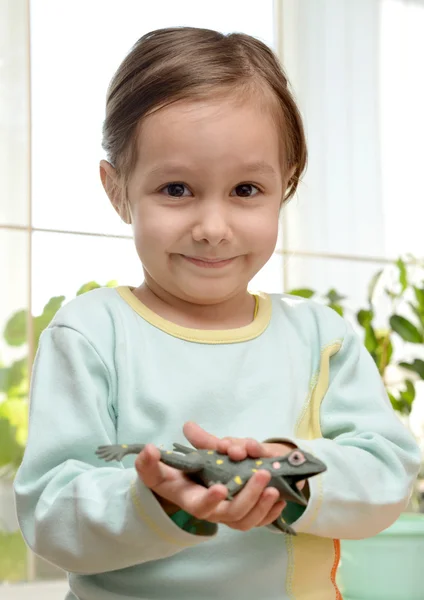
(1, 0, 423, 595)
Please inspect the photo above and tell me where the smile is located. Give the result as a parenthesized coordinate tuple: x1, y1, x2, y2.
(181, 255, 236, 269)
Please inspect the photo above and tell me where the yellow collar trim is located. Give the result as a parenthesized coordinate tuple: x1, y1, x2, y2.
(116, 286, 272, 344)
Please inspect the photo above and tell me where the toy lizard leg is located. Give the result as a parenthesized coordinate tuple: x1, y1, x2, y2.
(95, 444, 146, 462)
(172, 443, 195, 454)
(271, 515, 296, 536)
(269, 476, 307, 506)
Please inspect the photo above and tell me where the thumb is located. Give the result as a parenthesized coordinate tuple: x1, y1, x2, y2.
(183, 421, 220, 450)
(135, 444, 169, 489)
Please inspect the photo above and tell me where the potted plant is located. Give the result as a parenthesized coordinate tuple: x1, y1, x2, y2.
(0, 280, 116, 581)
(291, 256, 424, 600)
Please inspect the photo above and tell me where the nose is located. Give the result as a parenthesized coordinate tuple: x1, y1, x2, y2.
(191, 199, 232, 246)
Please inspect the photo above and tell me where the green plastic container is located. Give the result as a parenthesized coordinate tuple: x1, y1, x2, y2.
(338, 513, 424, 600)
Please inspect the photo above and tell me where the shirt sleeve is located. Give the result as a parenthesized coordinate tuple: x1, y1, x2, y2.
(267, 319, 421, 540)
(14, 325, 216, 576)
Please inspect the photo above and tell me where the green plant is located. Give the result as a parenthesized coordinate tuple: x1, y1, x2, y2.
(0, 280, 117, 478)
(290, 257, 424, 416)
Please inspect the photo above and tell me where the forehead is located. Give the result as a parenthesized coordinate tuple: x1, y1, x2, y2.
(134, 94, 284, 173)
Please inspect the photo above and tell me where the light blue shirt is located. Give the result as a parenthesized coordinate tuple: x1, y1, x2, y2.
(14, 286, 420, 600)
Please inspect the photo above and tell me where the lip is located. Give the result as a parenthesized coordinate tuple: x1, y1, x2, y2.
(181, 255, 236, 268)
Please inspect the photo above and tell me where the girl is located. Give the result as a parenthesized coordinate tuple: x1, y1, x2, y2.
(14, 27, 420, 600)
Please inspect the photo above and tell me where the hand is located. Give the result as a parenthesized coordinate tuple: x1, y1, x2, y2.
(135, 444, 286, 532)
(183, 422, 305, 492)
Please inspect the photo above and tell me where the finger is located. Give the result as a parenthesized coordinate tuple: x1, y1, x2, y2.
(256, 500, 287, 527)
(226, 487, 281, 531)
(225, 443, 248, 461)
(218, 438, 265, 461)
(214, 470, 271, 522)
(217, 437, 254, 461)
(261, 442, 295, 458)
(183, 421, 220, 450)
(187, 484, 229, 520)
(245, 438, 265, 458)
(216, 437, 237, 453)
(135, 444, 169, 489)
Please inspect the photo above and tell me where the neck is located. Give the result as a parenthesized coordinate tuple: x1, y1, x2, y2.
(133, 280, 256, 330)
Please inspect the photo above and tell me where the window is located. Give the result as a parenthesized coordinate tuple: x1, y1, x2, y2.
(1, 0, 423, 591)
(0, 0, 276, 588)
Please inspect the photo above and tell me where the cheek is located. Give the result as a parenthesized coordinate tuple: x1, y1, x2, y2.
(243, 210, 280, 250)
(132, 207, 183, 254)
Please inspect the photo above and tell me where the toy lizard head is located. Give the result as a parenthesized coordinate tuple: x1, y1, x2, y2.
(268, 449, 327, 505)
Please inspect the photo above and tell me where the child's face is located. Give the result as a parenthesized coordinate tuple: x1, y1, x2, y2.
(127, 95, 285, 305)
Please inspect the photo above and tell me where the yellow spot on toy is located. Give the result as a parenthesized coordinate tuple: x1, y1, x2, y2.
(256, 460, 263, 466)
(207, 451, 214, 455)
(251, 468, 257, 472)
(121, 444, 128, 448)
(166, 451, 173, 454)
(216, 459, 224, 465)
(234, 475, 242, 485)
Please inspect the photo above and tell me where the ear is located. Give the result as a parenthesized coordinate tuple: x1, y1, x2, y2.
(99, 160, 132, 224)
(285, 165, 297, 191)
(280, 165, 298, 205)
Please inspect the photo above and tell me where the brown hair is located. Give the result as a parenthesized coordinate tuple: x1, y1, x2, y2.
(102, 26, 307, 203)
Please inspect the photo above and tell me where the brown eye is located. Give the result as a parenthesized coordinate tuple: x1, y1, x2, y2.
(163, 183, 189, 197)
(232, 184, 259, 198)
(288, 451, 306, 466)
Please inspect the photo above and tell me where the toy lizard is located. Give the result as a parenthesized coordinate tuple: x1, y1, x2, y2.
(96, 442, 326, 535)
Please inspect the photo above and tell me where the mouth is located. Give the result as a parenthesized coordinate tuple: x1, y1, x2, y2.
(181, 255, 236, 269)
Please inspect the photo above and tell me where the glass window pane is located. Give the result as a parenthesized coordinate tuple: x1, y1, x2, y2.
(0, 229, 28, 583)
(279, 1, 385, 258)
(30, 0, 275, 235)
(32, 232, 141, 314)
(380, 0, 424, 258)
(250, 252, 284, 294)
(284, 255, 386, 315)
(0, 0, 30, 227)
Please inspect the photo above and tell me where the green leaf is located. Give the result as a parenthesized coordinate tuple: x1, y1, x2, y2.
(329, 303, 344, 316)
(326, 289, 346, 304)
(413, 286, 424, 310)
(34, 296, 65, 348)
(0, 358, 27, 394)
(363, 324, 378, 356)
(0, 399, 28, 446)
(367, 269, 383, 304)
(76, 281, 101, 296)
(408, 301, 424, 329)
(375, 330, 393, 373)
(41, 296, 65, 318)
(396, 258, 408, 292)
(357, 309, 373, 328)
(390, 315, 423, 343)
(399, 379, 416, 406)
(385, 288, 398, 300)
(3, 310, 27, 347)
(387, 391, 408, 414)
(0, 417, 24, 469)
(399, 359, 424, 380)
(105, 280, 118, 288)
(288, 288, 315, 299)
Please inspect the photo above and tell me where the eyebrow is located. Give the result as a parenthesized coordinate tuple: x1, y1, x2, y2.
(241, 161, 278, 177)
(146, 160, 277, 179)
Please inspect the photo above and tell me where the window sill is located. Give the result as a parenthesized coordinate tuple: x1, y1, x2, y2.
(2, 580, 68, 599)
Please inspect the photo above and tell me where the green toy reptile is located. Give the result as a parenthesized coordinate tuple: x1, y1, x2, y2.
(96, 442, 326, 535)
